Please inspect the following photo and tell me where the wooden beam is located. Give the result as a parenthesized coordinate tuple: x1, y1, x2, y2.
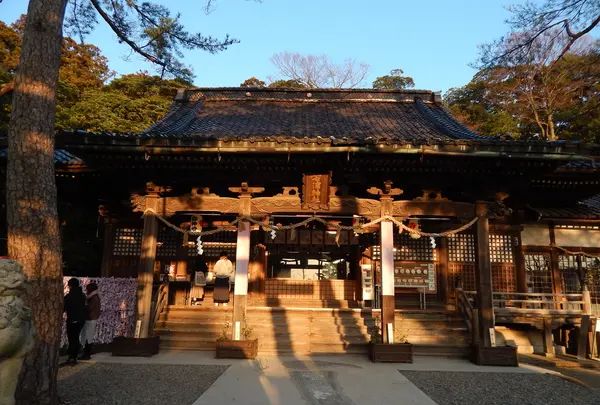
(475, 201, 494, 347)
(136, 195, 159, 338)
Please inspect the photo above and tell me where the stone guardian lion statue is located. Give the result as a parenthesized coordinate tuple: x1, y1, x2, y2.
(0, 258, 36, 405)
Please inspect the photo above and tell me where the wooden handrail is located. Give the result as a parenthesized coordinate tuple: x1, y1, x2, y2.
(492, 292, 583, 298)
(456, 288, 475, 338)
(150, 283, 169, 332)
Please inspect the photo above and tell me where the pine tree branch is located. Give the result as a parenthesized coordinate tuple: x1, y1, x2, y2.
(88, 0, 166, 67)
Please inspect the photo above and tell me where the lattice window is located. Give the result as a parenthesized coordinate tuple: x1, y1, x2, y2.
(582, 257, 600, 300)
(524, 254, 553, 293)
(112, 228, 142, 256)
(449, 263, 476, 291)
(492, 264, 517, 292)
(371, 234, 436, 262)
(489, 234, 514, 264)
(157, 227, 178, 257)
(559, 255, 581, 293)
(448, 234, 475, 262)
(559, 255, 600, 298)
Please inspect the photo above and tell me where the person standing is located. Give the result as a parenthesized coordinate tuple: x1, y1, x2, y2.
(79, 282, 101, 360)
(213, 251, 233, 307)
(188, 259, 208, 306)
(63, 278, 87, 366)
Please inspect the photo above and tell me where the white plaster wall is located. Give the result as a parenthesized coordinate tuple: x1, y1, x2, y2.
(521, 225, 550, 246)
(554, 228, 600, 248)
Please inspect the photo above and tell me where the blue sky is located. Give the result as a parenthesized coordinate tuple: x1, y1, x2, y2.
(1, 0, 518, 93)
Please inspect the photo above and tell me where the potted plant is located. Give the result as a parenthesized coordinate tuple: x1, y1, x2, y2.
(369, 315, 413, 363)
(216, 316, 258, 359)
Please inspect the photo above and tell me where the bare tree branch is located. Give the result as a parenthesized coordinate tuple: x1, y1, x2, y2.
(270, 52, 370, 89)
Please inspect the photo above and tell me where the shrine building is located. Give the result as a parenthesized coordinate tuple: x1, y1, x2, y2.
(2, 87, 600, 357)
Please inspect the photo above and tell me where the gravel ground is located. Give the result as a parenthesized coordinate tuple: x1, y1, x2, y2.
(401, 371, 600, 405)
(58, 363, 228, 405)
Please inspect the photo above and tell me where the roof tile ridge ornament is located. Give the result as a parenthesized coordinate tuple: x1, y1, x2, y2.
(178, 87, 437, 103)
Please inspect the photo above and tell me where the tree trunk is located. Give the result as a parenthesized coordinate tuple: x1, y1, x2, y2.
(547, 113, 556, 141)
(7, 1, 68, 404)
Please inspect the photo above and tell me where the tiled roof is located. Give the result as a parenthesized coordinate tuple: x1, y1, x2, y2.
(141, 88, 488, 144)
(0, 148, 85, 166)
(530, 194, 600, 219)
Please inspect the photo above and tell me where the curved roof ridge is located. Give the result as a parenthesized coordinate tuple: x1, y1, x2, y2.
(141, 100, 204, 136)
(414, 98, 483, 140)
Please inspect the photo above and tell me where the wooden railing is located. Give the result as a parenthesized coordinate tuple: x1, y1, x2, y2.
(492, 292, 588, 317)
(455, 288, 479, 345)
(150, 282, 169, 332)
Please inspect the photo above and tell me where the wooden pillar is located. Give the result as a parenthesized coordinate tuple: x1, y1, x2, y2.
(233, 221, 251, 339)
(475, 201, 494, 347)
(136, 194, 159, 338)
(578, 315, 592, 359)
(548, 223, 563, 294)
(176, 236, 188, 279)
(249, 243, 266, 297)
(514, 231, 528, 294)
(438, 236, 450, 310)
(380, 220, 395, 343)
(100, 220, 114, 277)
(542, 318, 555, 357)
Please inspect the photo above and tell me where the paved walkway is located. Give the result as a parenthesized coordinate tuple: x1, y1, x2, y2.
(84, 352, 562, 405)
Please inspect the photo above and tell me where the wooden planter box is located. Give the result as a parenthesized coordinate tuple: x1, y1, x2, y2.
(369, 343, 414, 363)
(111, 336, 160, 357)
(470, 344, 518, 367)
(216, 339, 258, 359)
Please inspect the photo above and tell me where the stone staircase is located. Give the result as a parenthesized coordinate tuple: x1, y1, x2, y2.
(154, 304, 470, 357)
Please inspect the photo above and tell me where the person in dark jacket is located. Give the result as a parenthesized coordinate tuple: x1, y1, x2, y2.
(63, 278, 87, 365)
(79, 282, 100, 360)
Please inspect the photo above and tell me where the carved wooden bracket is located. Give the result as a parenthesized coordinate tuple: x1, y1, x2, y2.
(413, 190, 450, 202)
(366, 180, 403, 197)
(229, 182, 265, 197)
(146, 182, 172, 195)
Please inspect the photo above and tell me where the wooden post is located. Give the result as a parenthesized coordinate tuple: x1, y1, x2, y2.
(438, 236, 450, 310)
(514, 231, 527, 294)
(475, 202, 494, 347)
(233, 221, 251, 339)
(583, 289, 592, 315)
(542, 318, 555, 357)
(548, 223, 563, 295)
(100, 220, 114, 277)
(380, 220, 395, 344)
(136, 194, 159, 339)
(578, 315, 591, 359)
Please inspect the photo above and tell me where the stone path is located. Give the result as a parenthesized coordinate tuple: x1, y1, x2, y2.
(57, 352, 598, 405)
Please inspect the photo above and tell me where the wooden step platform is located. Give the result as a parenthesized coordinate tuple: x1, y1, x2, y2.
(154, 304, 471, 357)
